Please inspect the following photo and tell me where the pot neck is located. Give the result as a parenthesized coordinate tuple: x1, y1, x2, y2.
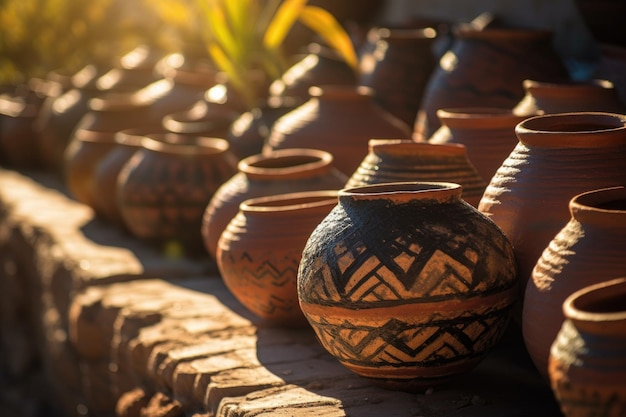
(564, 277, 626, 335)
(339, 182, 462, 205)
(570, 186, 626, 227)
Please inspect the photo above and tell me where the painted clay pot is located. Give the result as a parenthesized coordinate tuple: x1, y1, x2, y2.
(346, 139, 486, 207)
(549, 277, 626, 417)
(201, 148, 348, 260)
(217, 190, 339, 327)
(117, 135, 238, 257)
(523, 186, 626, 380)
(358, 27, 438, 127)
(264, 85, 412, 176)
(513, 79, 624, 116)
(90, 126, 163, 226)
(479, 112, 626, 308)
(414, 27, 569, 140)
(298, 182, 518, 390)
(64, 92, 153, 208)
(427, 107, 529, 183)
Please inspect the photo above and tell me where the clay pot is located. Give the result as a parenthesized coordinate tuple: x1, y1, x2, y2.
(346, 139, 486, 207)
(298, 182, 518, 390)
(265, 85, 412, 176)
(549, 277, 626, 417)
(35, 64, 102, 173)
(117, 135, 238, 256)
(95, 44, 164, 93)
(269, 43, 358, 104)
(0, 94, 41, 168)
(523, 186, 626, 380)
(226, 97, 298, 161)
(201, 148, 348, 260)
(478, 112, 626, 308)
(64, 93, 153, 208)
(414, 27, 569, 140)
(217, 190, 339, 327)
(428, 107, 528, 183)
(91, 126, 163, 226)
(358, 27, 438, 127)
(513, 79, 625, 116)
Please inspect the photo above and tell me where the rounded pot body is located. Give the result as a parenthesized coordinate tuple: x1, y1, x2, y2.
(549, 277, 626, 417)
(264, 85, 412, 176)
(298, 182, 518, 389)
(524, 186, 626, 379)
(414, 28, 569, 140)
(479, 112, 626, 306)
(201, 148, 348, 259)
(358, 27, 438, 127)
(428, 107, 529, 183)
(217, 190, 339, 326)
(117, 135, 238, 256)
(346, 139, 485, 207)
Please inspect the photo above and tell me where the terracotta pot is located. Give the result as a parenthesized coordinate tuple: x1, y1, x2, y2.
(117, 135, 238, 257)
(358, 27, 438, 127)
(478, 112, 626, 309)
(549, 277, 626, 417)
(201, 148, 348, 260)
(298, 182, 518, 390)
(428, 107, 529, 183)
(217, 190, 338, 327)
(265, 85, 411, 176)
(346, 139, 486, 207)
(414, 27, 569, 140)
(0, 94, 41, 168)
(35, 64, 102, 173)
(269, 43, 357, 104)
(64, 93, 153, 208)
(523, 186, 626, 380)
(226, 97, 298, 161)
(95, 44, 164, 93)
(91, 126, 164, 226)
(513, 79, 625, 116)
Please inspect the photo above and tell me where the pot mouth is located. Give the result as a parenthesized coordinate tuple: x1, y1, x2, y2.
(240, 190, 339, 212)
(339, 181, 462, 202)
(515, 112, 626, 147)
(239, 148, 333, 175)
(308, 85, 374, 99)
(564, 277, 626, 322)
(367, 26, 437, 41)
(571, 186, 626, 212)
(523, 78, 615, 91)
(436, 107, 529, 128)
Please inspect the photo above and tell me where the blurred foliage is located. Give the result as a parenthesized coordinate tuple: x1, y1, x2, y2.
(0, 0, 204, 84)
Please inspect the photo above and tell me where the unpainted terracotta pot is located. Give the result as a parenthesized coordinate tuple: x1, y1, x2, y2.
(217, 190, 339, 327)
(201, 148, 348, 260)
(64, 92, 153, 208)
(298, 182, 518, 390)
(346, 139, 486, 207)
(523, 186, 626, 380)
(414, 27, 569, 140)
(264, 85, 412, 176)
(358, 27, 438, 127)
(479, 112, 626, 309)
(117, 135, 238, 257)
(427, 107, 528, 184)
(513, 79, 625, 116)
(0, 94, 41, 168)
(549, 277, 626, 417)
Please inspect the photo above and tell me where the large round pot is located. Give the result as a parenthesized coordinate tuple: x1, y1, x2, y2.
(298, 182, 518, 390)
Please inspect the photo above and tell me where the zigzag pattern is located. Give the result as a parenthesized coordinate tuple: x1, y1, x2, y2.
(308, 309, 509, 368)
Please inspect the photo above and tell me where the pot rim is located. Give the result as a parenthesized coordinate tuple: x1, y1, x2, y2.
(339, 181, 462, 203)
(368, 138, 467, 155)
(436, 107, 529, 129)
(239, 148, 334, 177)
(570, 186, 626, 219)
(240, 190, 339, 213)
(563, 277, 626, 323)
(141, 134, 230, 155)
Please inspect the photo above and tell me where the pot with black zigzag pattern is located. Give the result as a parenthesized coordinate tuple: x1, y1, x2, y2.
(297, 181, 518, 390)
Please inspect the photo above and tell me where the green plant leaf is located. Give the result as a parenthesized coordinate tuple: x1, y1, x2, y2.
(263, 0, 307, 50)
(202, 0, 242, 65)
(298, 5, 358, 70)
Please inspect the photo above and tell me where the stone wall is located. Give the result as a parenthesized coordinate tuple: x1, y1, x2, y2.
(0, 168, 562, 417)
